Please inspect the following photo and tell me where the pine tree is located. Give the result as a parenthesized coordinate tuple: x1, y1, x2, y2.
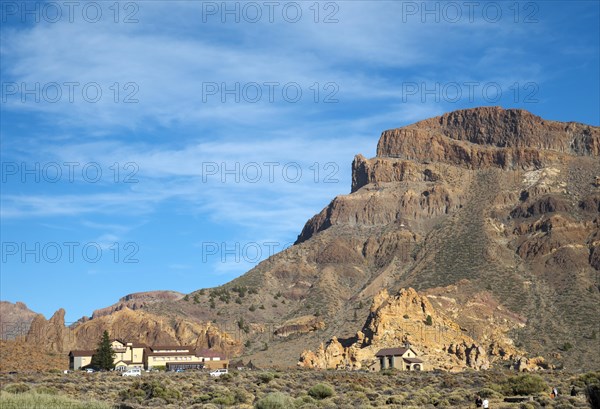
(90, 330, 115, 371)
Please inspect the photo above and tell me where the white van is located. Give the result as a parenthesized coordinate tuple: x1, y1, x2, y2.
(122, 368, 142, 377)
(209, 368, 228, 377)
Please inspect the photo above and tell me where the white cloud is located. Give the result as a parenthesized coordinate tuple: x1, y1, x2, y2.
(1, 1, 540, 131)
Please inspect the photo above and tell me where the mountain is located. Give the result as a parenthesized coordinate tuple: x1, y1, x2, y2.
(144, 107, 599, 370)
(87, 290, 185, 319)
(0, 301, 38, 340)
(4, 106, 598, 371)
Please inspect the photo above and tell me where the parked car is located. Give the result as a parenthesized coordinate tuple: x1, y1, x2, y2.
(85, 368, 95, 373)
(209, 368, 228, 377)
(122, 368, 142, 377)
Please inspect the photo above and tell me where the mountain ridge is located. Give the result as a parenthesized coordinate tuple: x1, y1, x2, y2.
(3, 106, 598, 371)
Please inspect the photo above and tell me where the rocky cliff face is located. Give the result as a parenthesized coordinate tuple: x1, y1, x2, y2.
(298, 287, 534, 371)
(376, 107, 598, 171)
(0, 301, 38, 340)
(24, 307, 241, 357)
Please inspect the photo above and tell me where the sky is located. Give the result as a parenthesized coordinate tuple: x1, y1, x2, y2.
(1, 0, 599, 323)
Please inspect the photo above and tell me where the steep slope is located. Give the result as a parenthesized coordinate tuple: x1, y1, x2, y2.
(22, 107, 596, 370)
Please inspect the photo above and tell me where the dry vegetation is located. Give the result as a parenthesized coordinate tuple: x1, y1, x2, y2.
(0, 369, 598, 408)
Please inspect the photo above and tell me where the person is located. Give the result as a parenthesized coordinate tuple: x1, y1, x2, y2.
(475, 395, 483, 407)
(571, 385, 577, 396)
(552, 386, 558, 398)
(482, 398, 489, 408)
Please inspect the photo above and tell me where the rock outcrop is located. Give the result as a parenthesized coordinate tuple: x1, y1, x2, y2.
(273, 316, 326, 338)
(376, 107, 598, 170)
(25, 307, 241, 357)
(0, 301, 38, 340)
(299, 287, 526, 371)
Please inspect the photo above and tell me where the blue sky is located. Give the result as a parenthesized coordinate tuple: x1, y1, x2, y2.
(1, 0, 598, 323)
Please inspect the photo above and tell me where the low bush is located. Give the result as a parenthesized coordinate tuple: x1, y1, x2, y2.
(255, 392, 294, 409)
(478, 387, 503, 399)
(308, 383, 334, 400)
(119, 380, 181, 403)
(217, 373, 233, 382)
(3, 383, 30, 394)
(504, 374, 547, 396)
(211, 392, 235, 405)
(34, 386, 58, 395)
(0, 391, 111, 409)
(257, 372, 275, 384)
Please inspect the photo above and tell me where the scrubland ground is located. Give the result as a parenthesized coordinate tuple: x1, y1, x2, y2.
(0, 369, 598, 408)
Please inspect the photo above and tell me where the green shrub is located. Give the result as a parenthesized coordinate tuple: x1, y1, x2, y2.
(234, 389, 253, 404)
(193, 394, 211, 403)
(0, 392, 111, 409)
(34, 386, 58, 395)
(255, 392, 294, 409)
(386, 395, 404, 404)
(559, 342, 573, 351)
(212, 392, 235, 405)
(257, 372, 274, 384)
(577, 371, 600, 387)
(505, 374, 547, 396)
(478, 387, 502, 399)
(425, 315, 433, 326)
(308, 383, 334, 400)
(4, 383, 30, 394)
(119, 380, 181, 403)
